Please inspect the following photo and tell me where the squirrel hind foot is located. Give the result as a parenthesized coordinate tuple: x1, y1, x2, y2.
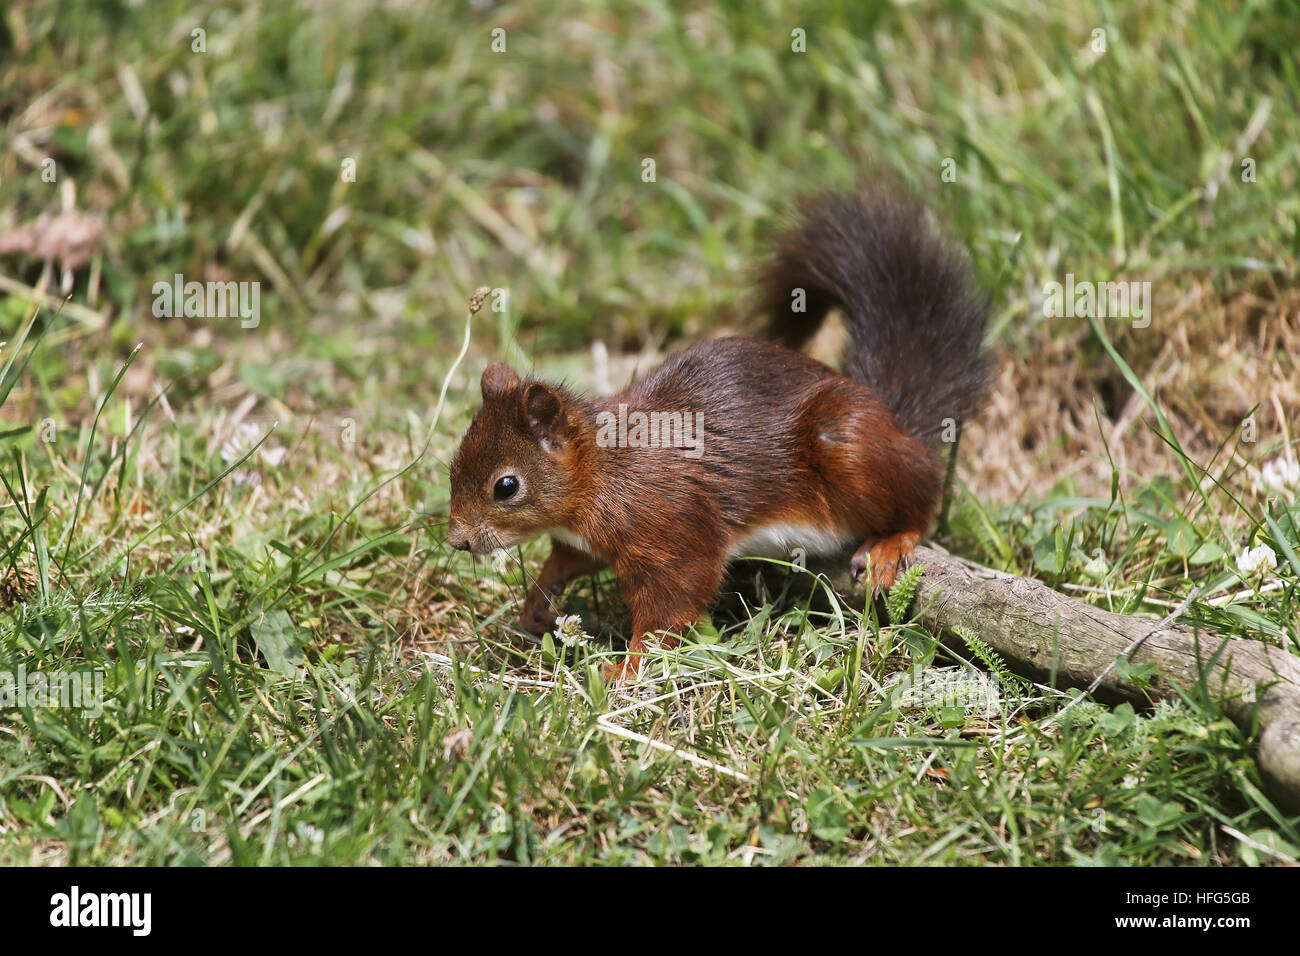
(850, 531, 921, 594)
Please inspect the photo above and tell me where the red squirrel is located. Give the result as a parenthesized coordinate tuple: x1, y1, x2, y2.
(447, 190, 991, 679)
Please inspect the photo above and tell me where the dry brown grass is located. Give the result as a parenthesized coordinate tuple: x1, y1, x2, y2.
(966, 283, 1300, 507)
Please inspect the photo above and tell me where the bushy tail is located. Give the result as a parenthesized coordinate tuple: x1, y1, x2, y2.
(757, 190, 992, 444)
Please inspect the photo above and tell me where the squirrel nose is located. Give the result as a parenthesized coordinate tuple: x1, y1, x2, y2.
(446, 522, 472, 552)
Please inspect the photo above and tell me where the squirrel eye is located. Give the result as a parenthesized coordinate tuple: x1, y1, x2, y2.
(493, 475, 520, 501)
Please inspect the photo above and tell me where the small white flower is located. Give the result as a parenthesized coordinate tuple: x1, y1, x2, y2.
(219, 421, 284, 481)
(220, 421, 261, 463)
(1236, 544, 1277, 576)
(489, 549, 510, 575)
(1256, 456, 1300, 493)
(553, 614, 590, 647)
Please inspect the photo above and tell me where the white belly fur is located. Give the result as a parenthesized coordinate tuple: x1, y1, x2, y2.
(727, 523, 852, 560)
(550, 524, 851, 561)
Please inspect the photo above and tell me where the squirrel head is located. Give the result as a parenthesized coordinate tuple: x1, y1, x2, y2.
(447, 362, 589, 554)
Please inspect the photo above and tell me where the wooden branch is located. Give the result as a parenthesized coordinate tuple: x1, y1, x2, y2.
(785, 546, 1300, 812)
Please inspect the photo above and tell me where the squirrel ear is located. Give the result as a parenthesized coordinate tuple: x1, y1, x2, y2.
(481, 362, 520, 399)
(524, 382, 568, 452)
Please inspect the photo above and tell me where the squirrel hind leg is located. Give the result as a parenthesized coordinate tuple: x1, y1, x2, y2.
(800, 382, 942, 592)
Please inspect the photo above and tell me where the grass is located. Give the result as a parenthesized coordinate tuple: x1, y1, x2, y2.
(1, 0, 1299, 864)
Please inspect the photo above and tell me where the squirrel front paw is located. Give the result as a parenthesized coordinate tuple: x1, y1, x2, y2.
(603, 659, 631, 682)
(603, 654, 645, 683)
(522, 590, 559, 635)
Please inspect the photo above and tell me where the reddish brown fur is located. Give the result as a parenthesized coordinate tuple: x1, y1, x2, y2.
(450, 339, 941, 678)
(447, 190, 989, 679)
